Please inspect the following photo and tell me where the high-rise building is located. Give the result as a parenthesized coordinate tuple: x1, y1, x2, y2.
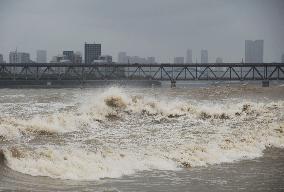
(245, 40, 264, 63)
(281, 54, 284, 63)
(63, 51, 74, 62)
(118, 52, 128, 63)
(84, 43, 101, 64)
(36, 50, 47, 63)
(186, 49, 192, 63)
(174, 57, 184, 64)
(201, 50, 208, 63)
(0, 54, 4, 63)
(216, 57, 226, 72)
(73, 52, 82, 64)
(216, 57, 223, 63)
(9, 51, 30, 63)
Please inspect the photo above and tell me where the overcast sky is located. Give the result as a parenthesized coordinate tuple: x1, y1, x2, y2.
(0, 0, 283, 62)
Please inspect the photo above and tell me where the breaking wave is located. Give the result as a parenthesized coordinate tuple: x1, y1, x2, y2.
(0, 87, 284, 180)
(0, 146, 177, 180)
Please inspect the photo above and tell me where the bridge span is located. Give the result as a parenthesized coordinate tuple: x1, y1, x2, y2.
(0, 63, 283, 86)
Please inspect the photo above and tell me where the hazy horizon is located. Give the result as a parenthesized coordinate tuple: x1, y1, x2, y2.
(0, 0, 284, 63)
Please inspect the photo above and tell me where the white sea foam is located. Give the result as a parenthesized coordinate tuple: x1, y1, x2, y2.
(0, 111, 102, 140)
(2, 146, 178, 180)
(1, 87, 284, 180)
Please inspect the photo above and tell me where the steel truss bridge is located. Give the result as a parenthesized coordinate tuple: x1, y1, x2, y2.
(0, 63, 284, 85)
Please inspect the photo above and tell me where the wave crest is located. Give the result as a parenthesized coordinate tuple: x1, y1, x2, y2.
(1, 87, 284, 181)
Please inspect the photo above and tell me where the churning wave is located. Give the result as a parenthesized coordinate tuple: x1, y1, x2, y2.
(0, 87, 284, 180)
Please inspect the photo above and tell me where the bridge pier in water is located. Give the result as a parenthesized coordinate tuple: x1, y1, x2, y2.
(171, 80, 176, 88)
(262, 80, 269, 87)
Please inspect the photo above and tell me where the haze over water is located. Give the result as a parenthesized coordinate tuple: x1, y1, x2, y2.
(0, 83, 284, 191)
(1, 0, 284, 62)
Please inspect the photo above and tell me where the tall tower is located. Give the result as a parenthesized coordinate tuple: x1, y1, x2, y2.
(0, 54, 4, 63)
(36, 50, 47, 63)
(186, 49, 192, 63)
(84, 42, 101, 64)
(201, 50, 208, 64)
(118, 52, 127, 63)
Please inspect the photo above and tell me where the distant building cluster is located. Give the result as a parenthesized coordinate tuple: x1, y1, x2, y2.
(118, 52, 156, 64)
(0, 39, 283, 64)
(174, 49, 210, 64)
(51, 51, 82, 64)
(174, 40, 266, 64)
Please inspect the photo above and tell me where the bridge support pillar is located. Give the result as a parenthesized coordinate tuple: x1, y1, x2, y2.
(171, 80, 176, 88)
(262, 80, 269, 87)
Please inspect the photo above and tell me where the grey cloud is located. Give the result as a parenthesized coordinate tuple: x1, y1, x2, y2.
(0, 0, 283, 62)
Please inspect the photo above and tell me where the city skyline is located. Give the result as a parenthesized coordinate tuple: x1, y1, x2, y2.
(1, 39, 284, 64)
(2, 40, 284, 64)
(0, 0, 284, 63)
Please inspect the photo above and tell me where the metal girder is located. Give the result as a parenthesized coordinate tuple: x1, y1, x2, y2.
(0, 63, 283, 82)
